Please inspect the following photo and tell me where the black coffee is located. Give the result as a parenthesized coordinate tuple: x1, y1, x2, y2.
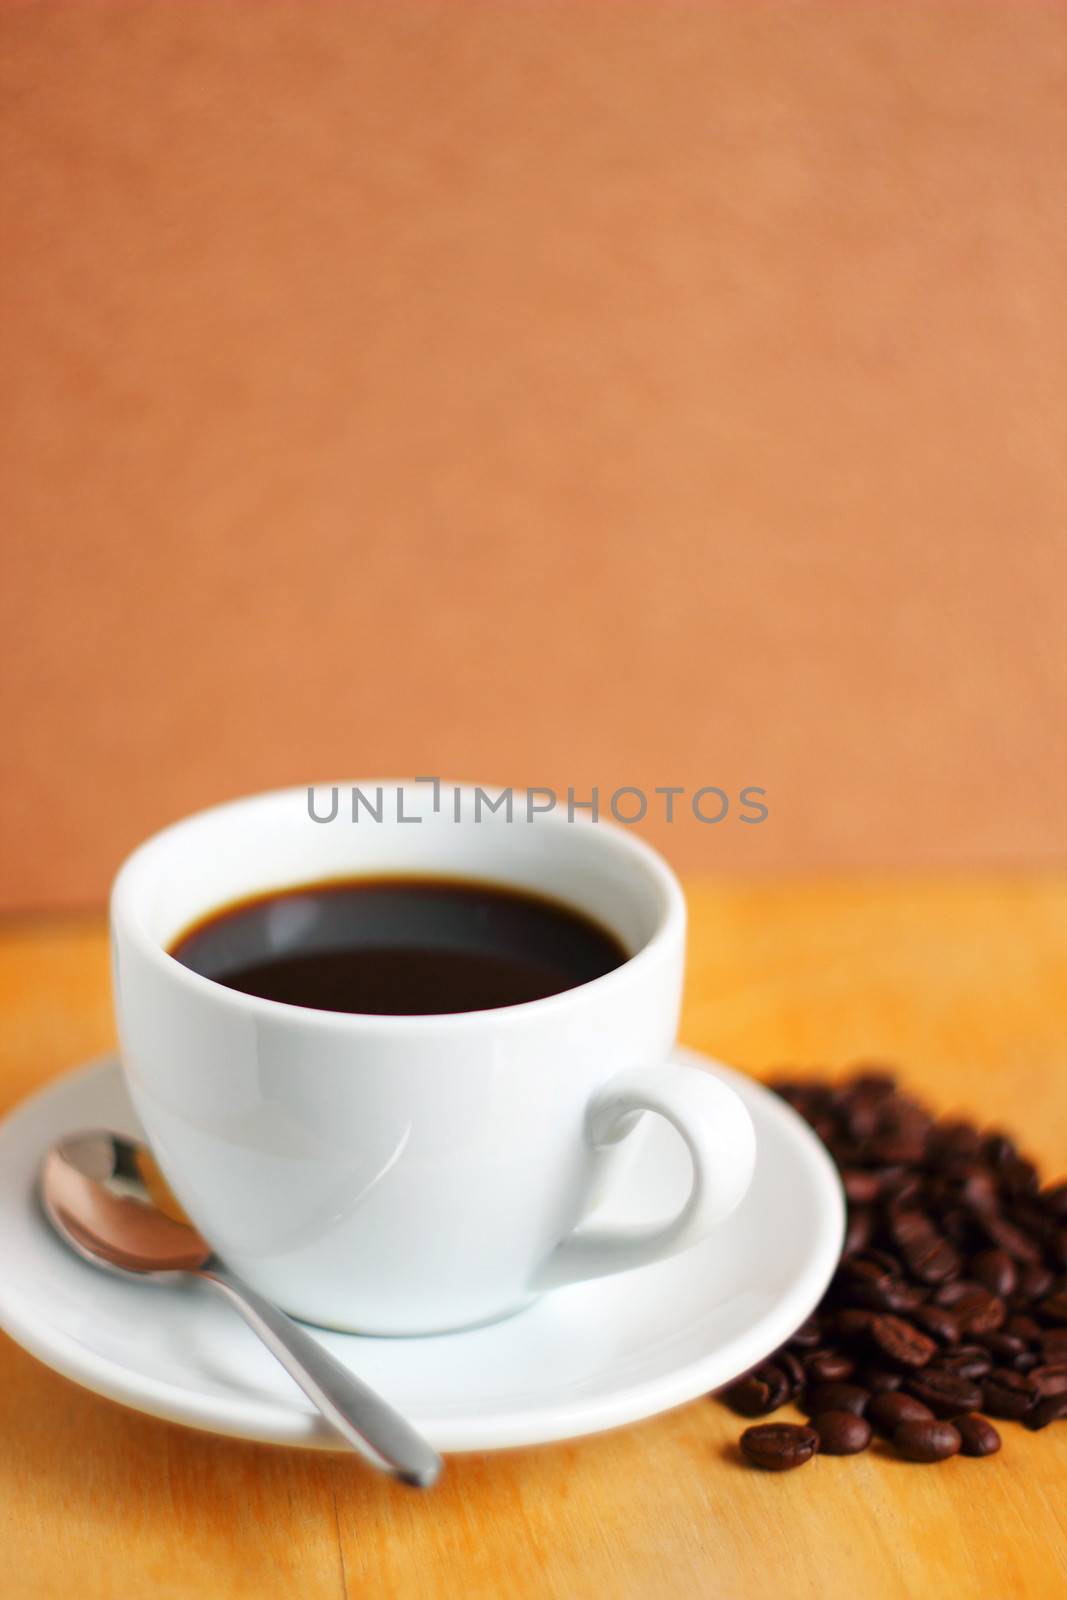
(169, 876, 628, 1016)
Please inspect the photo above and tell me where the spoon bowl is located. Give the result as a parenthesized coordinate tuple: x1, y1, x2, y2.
(40, 1129, 443, 1488)
(42, 1132, 210, 1277)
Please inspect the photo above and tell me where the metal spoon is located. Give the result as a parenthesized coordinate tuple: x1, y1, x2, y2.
(39, 1130, 443, 1488)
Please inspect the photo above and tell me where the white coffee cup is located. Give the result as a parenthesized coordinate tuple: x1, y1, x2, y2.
(111, 784, 756, 1334)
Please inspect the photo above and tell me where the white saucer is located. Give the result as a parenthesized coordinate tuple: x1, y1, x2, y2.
(0, 1049, 843, 1453)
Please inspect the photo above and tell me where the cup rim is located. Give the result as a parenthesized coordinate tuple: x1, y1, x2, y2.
(110, 783, 686, 1034)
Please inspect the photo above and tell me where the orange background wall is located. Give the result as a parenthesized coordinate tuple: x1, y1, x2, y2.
(3, 5, 1066, 912)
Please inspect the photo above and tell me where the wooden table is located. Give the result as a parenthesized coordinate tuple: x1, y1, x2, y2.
(3, 878, 1066, 1599)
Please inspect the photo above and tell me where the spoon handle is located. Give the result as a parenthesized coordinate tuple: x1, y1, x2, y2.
(197, 1267, 442, 1487)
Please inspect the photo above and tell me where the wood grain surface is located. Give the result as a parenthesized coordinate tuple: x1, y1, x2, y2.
(2, 877, 1067, 1599)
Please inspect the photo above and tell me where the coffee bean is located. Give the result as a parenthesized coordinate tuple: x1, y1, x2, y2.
(966, 1299, 1008, 1337)
(842, 1209, 874, 1256)
(849, 1068, 898, 1096)
(932, 1279, 979, 1308)
(838, 1251, 907, 1293)
(803, 1382, 870, 1417)
(907, 1236, 962, 1286)
(868, 1391, 936, 1434)
(837, 1259, 901, 1313)
(935, 1284, 1006, 1337)
(722, 1070, 1067, 1472)
(845, 1096, 885, 1133)
(720, 1376, 773, 1417)
(804, 1351, 855, 1385)
(856, 1364, 902, 1393)
(878, 1281, 925, 1314)
(1030, 1364, 1067, 1397)
(878, 1138, 931, 1169)
(1005, 1156, 1040, 1196)
(720, 1365, 789, 1417)
(775, 1350, 806, 1397)
(953, 1166, 999, 1213)
(882, 1170, 923, 1203)
(767, 1079, 813, 1107)
(893, 1419, 962, 1462)
(906, 1369, 984, 1418)
(980, 1214, 1042, 1265)
(812, 1411, 871, 1455)
(787, 1316, 824, 1350)
(971, 1250, 1018, 1298)
(947, 1129, 991, 1169)
(1040, 1290, 1067, 1324)
(1007, 1199, 1049, 1243)
(929, 1121, 982, 1166)
(740, 1423, 820, 1471)
(835, 1309, 875, 1340)
(758, 1363, 793, 1409)
(913, 1305, 962, 1345)
(887, 1210, 935, 1250)
(930, 1346, 993, 1381)
(982, 1369, 1035, 1420)
(980, 1333, 1026, 1364)
(841, 1170, 882, 1206)
(940, 1207, 973, 1245)
(1024, 1392, 1067, 1431)
(954, 1413, 1001, 1457)
(984, 1133, 1016, 1169)
(868, 1315, 937, 1369)
(861, 1247, 906, 1275)
(1018, 1263, 1055, 1301)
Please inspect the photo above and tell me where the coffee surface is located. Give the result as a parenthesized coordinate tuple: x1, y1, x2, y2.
(169, 876, 628, 1015)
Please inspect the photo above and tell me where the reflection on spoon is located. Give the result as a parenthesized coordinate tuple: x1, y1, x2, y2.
(40, 1130, 442, 1488)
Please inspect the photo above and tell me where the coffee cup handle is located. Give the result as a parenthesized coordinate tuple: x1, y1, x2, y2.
(532, 1062, 756, 1290)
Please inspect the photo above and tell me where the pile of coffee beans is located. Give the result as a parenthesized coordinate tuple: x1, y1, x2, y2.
(718, 1067, 1067, 1471)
